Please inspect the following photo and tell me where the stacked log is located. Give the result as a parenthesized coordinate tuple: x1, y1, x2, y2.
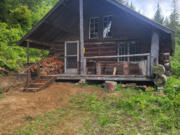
(159, 53, 171, 76)
(153, 65, 167, 87)
(30, 56, 64, 76)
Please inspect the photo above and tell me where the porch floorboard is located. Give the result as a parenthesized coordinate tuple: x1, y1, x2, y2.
(42, 74, 152, 82)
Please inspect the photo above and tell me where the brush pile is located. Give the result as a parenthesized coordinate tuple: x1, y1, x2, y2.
(30, 56, 64, 75)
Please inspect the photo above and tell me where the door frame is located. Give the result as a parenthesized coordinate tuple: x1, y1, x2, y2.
(64, 41, 79, 74)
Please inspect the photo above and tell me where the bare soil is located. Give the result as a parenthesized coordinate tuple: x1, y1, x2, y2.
(0, 79, 103, 134)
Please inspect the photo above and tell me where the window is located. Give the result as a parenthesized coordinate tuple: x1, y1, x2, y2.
(89, 17, 100, 39)
(117, 41, 140, 62)
(103, 16, 112, 38)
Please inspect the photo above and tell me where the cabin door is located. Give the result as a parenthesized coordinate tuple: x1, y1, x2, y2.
(64, 41, 79, 74)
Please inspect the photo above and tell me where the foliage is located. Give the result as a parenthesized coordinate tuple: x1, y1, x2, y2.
(10, 5, 32, 30)
(11, 80, 180, 134)
(153, 3, 164, 24)
(0, 0, 57, 72)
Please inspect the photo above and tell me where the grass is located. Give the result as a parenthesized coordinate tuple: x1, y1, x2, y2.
(0, 88, 6, 98)
(0, 95, 6, 98)
(3, 78, 180, 135)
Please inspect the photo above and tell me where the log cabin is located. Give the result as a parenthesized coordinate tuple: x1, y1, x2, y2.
(17, 0, 174, 82)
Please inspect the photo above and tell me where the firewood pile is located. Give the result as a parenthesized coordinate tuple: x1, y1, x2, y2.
(29, 56, 64, 76)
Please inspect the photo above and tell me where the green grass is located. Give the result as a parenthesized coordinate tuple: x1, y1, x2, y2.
(4, 79, 179, 135)
(70, 85, 180, 135)
(5, 108, 70, 135)
(0, 95, 6, 98)
(77, 82, 102, 89)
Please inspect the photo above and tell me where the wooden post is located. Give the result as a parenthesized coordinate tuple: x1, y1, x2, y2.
(26, 69, 31, 87)
(96, 62, 101, 75)
(27, 41, 30, 65)
(147, 55, 151, 77)
(37, 62, 40, 79)
(151, 32, 160, 75)
(79, 0, 85, 75)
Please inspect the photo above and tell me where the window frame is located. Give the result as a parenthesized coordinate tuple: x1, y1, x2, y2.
(89, 17, 100, 39)
(103, 15, 113, 39)
(117, 40, 140, 62)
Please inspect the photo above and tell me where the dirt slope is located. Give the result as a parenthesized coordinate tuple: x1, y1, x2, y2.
(0, 82, 102, 134)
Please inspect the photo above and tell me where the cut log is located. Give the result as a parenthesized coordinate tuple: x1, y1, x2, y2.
(104, 81, 117, 93)
(153, 65, 165, 75)
(0, 67, 8, 75)
(154, 74, 167, 87)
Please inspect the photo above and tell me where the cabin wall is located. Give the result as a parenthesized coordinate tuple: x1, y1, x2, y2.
(48, 0, 153, 76)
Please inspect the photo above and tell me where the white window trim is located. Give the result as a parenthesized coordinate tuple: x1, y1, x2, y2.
(89, 17, 100, 39)
(103, 15, 113, 39)
(117, 40, 140, 62)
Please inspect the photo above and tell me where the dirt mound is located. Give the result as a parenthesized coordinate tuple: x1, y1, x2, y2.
(0, 82, 102, 134)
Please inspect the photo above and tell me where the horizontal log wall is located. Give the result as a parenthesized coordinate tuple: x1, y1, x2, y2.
(49, 44, 65, 62)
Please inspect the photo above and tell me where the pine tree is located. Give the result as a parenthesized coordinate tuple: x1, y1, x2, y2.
(169, 0, 179, 31)
(153, 3, 164, 25)
(117, 0, 124, 4)
(164, 17, 170, 27)
(129, 2, 135, 10)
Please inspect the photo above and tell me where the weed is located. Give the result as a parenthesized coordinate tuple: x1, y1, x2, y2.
(24, 115, 33, 121)
(0, 88, 3, 94)
(0, 95, 6, 98)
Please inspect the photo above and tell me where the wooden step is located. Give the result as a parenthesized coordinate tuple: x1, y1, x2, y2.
(24, 76, 57, 92)
(32, 83, 45, 85)
(24, 88, 40, 92)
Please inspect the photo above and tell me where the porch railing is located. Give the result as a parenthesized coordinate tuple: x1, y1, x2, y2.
(84, 53, 151, 76)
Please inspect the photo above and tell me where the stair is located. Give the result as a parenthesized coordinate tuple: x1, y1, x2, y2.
(24, 76, 57, 92)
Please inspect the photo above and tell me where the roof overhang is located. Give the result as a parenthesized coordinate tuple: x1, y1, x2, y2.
(17, 0, 175, 54)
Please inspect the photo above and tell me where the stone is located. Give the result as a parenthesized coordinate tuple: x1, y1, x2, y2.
(79, 79, 86, 84)
(104, 81, 117, 93)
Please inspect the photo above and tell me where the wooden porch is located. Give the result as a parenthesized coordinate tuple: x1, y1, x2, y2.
(45, 74, 151, 81)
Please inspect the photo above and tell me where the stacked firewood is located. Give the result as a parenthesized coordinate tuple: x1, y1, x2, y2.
(159, 53, 171, 76)
(30, 56, 64, 76)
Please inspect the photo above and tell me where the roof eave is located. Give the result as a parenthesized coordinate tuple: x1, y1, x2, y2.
(17, 0, 65, 46)
(106, 0, 173, 34)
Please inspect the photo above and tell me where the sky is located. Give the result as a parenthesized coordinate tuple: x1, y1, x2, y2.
(126, 0, 180, 20)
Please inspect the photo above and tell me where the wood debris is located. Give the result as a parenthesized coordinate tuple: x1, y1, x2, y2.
(0, 67, 8, 75)
(30, 56, 64, 76)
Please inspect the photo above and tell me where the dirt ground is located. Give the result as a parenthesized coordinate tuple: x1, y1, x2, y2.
(0, 77, 103, 134)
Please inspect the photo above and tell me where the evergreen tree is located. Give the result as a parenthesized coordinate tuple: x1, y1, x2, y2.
(153, 3, 164, 24)
(164, 17, 170, 27)
(129, 2, 135, 10)
(169, 0, 179, 31)
(117, 0, 125, 4)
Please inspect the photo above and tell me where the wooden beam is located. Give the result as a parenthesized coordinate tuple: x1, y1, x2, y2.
(18, 0, 65, 46)
(85, 53, 150, 59)
(26, 39, 56, 47)
(79, 0, 85, 75)
(151, 32, 160, 74)
(27, 41, 30, 64)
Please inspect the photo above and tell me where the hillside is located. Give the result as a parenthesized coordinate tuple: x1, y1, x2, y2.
(0, 81, 180, 134)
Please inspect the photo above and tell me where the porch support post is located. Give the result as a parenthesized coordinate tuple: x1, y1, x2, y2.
(150, 31, 160, 75)
(79, 0, 85, 75)
(27, 41, 30, 64)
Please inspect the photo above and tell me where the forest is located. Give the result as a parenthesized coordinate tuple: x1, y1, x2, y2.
(0, 0, 180, 134)
(0, 0, 58, 71)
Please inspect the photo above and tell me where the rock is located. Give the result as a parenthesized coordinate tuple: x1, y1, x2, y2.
(79, 79, 86, 84)
(104, 81, 117, 93)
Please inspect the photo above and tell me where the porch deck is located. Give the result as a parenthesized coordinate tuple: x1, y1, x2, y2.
(43, 74, 152, 81)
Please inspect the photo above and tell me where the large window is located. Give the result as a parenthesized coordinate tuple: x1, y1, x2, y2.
(89, 17, 100, 39)
(117, 41, 140, 62)
(103, 16, 112, 38)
